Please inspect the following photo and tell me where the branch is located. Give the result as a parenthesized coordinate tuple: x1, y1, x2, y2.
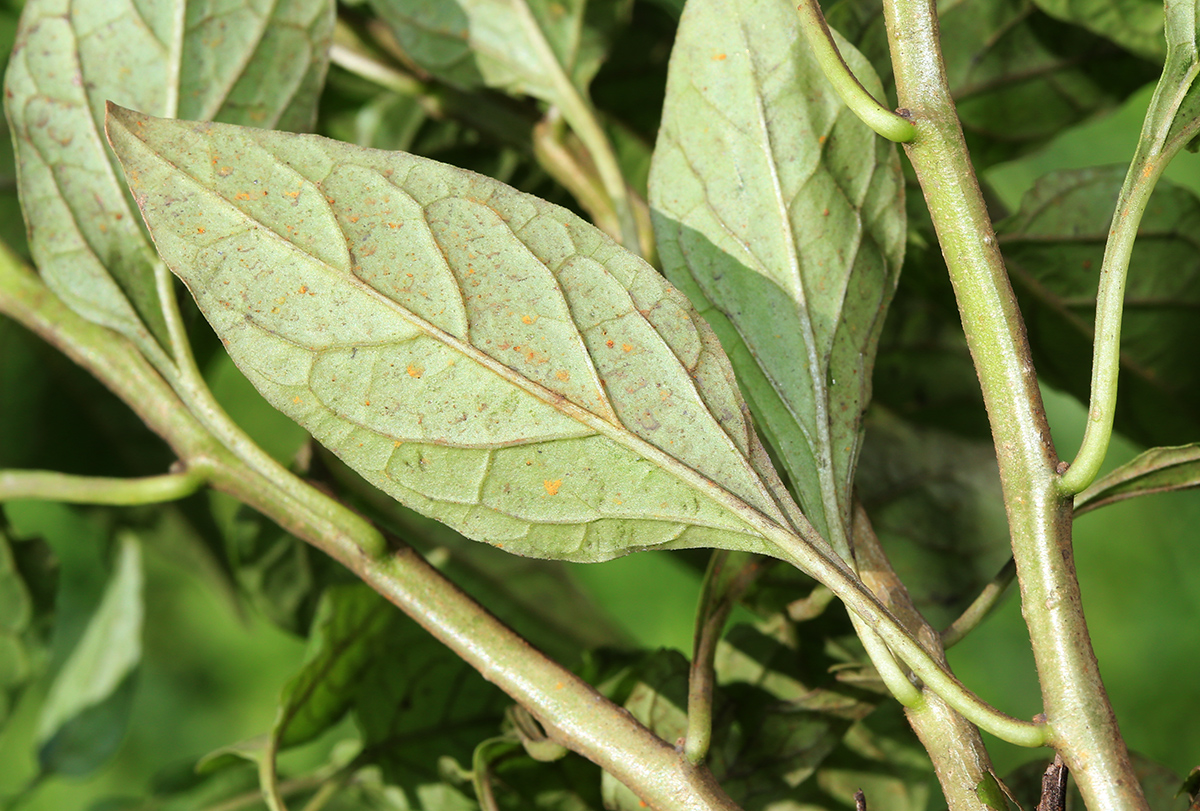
(0, 468, 206, 505)
(876, 0, 1147, 808)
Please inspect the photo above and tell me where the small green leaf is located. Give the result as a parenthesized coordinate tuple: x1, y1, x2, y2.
(1075, 443, 1200, 514)
(36, 533, 143, 776)
(106, 105, 807, 564)
(368, 0, 631, 104)
(3, 0, 334, 360)
(650, 0, 906, 550)
(0, 530, 34, 727)
(1000, 168, 1200, 447)
(1029, 0, 1169, 61)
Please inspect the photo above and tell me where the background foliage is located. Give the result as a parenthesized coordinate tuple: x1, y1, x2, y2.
(1, 0, 1199, 808)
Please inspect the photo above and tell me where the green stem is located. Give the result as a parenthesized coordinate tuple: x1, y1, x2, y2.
(0, 468, 206, 505)
(796, 0, 916, 143)
(1057, 62, 1200, 495)
(941, 558, 1017, 650)
(878, 1, 1146, 808)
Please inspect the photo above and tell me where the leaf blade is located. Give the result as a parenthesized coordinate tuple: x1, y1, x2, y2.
(649, 0, 906, 549)
(105, 105, 805, 563)
(1074, 443, 1200, 514)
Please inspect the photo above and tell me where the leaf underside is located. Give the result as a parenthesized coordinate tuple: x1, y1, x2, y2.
(3, 0, 333, 356)
(650, 0, 906, 547)
(105, 104, 809, 564)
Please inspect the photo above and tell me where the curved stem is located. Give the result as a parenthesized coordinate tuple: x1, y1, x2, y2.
(259, 735, 289, 811)
(941, 558, 1017, 650)
(851, 615, 923, 707)
(796, 0, 916, 143)
(0, 468, 206, 505)
(879, 0, 1146, 806)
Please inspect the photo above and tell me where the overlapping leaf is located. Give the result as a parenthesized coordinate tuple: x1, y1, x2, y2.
(3, 0, 333, 360)
(106, 105, 809, 564)
(1029, 0, 1170, 61)
(368, 0, 630, 104)
(650, 0, 906, 548)
(827, 0, 1158, 167)
(999, 168, 1200, 447)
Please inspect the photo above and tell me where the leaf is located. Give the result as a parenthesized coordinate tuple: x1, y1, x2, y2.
(1074, 443, 1200, 514)
(1029, 0, 1169, 61)
(998, 168, 1200, 447)
(36, 533, 143, 776)
(0, 530, 35, 727)
(3, 0, 334, 358)
(855, 410, 1012, 629)
(649, 0, 906, 548)
(368, 0, 631, 104)
(105, 105, 807, 564)
(827, 0, 1159, 167)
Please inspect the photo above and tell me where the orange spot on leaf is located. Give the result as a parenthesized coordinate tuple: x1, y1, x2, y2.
(713, 52, 726, 60)
(196, 226, 206, 234)
(407, 365, 424, 378)
(555, 370, 570, 381)
(521, 314, 537, 324)
(622, 343, 633, 352)
(544, 479, 563, 496)
(606, 339, 615, 348)
(234, 192, 251, 200)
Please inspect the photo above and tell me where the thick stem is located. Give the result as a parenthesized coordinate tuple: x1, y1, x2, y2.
(877, 3, 1146, 809)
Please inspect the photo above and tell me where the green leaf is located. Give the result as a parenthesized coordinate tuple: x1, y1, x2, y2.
(272, 584, 393, 751)
(999, 168, 1200, 447)
(106, 105, 807, 564)
(1075, 443, 1200, 514)
(367, 0, 631, 103)
(649, 0, 906, 549)
(0, 530, 35, 727)
(855, 410, 1012, 629)
(1029, 0, 1169, 62)
(827, 0, 1159, 167)
(36, 533, 143, 776)
(3, 0, 334, 360)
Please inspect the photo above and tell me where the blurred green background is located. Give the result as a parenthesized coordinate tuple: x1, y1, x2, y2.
(2, 53, 1199, 811)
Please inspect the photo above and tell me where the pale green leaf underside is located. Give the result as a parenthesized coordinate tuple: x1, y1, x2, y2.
(650, 0, 905, 548)
(1030, 0, 1169, 61)
(3, 0, 333, 357)
(370, 0, 628, 102)
(106, 105, 805, 563)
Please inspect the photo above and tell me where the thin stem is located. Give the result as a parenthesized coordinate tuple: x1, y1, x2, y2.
(471, 738, 518, 811)
(1057, 63, 1199, 495)
(0, 468, 206, 505)
(796, 0, 916, 143)
(850, 615, 923, 708)
(941, 558, 1017, 650)
(259, 738, 289, 811)
(878, 1, 1146, 808)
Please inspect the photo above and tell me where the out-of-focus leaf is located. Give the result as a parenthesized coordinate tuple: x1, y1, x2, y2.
(855, 410, 1011, 628)
(1075, 444, 1200, 514)
(107, 106, 805, 564)
(3, 0, 334, 359)
(826, 0, 1158, 167)
(1004, 752, 1189, 811)
(0, 530, 34, 726)
(650, 0, 906, 548)
(37, 533, 143, 776)
(368, 0, 631, 104)
(272, 585, 392, 750)
(1029, 0, 1168, 61)
(998, 168, 1200, 448)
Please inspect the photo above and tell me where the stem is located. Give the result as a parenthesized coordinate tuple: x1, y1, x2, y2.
(0, 468, 206, 505)
(1057, 63, 1200, 495)
(878, 2, 1146, 809)
(796, 0, 916, 143)
(941, 558, 1017, 650)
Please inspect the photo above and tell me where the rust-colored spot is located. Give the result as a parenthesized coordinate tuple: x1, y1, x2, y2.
(197, 226, 206, 234)
(818, 135, 827, 144)
(293, 396, 301, 404)
(394, 440, 402, 448)
(298, 285, 307, 294)
(407, 364, 424, 378)
(285, 190, 300, 199)
(622, 343, 633, 352)
(544, 479, 563, 495)
(521, 314, 537, 324)
(234, 192, 251, 200)
(606, 339, 615, 348)
(496, 542, 504, 549)
(525, 460, 533, 466)
(555, 681, 565, 690)
(713, 52, 726, 60)
(364, 399, 371, 406)
(822, 208, 830, 216)
(555, 370, 570, 381)
(1082, 260, 1093, 270)
(348, 215, 360, 223)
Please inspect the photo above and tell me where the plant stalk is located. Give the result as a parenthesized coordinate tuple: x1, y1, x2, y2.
(877, 2, 1146, 809)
